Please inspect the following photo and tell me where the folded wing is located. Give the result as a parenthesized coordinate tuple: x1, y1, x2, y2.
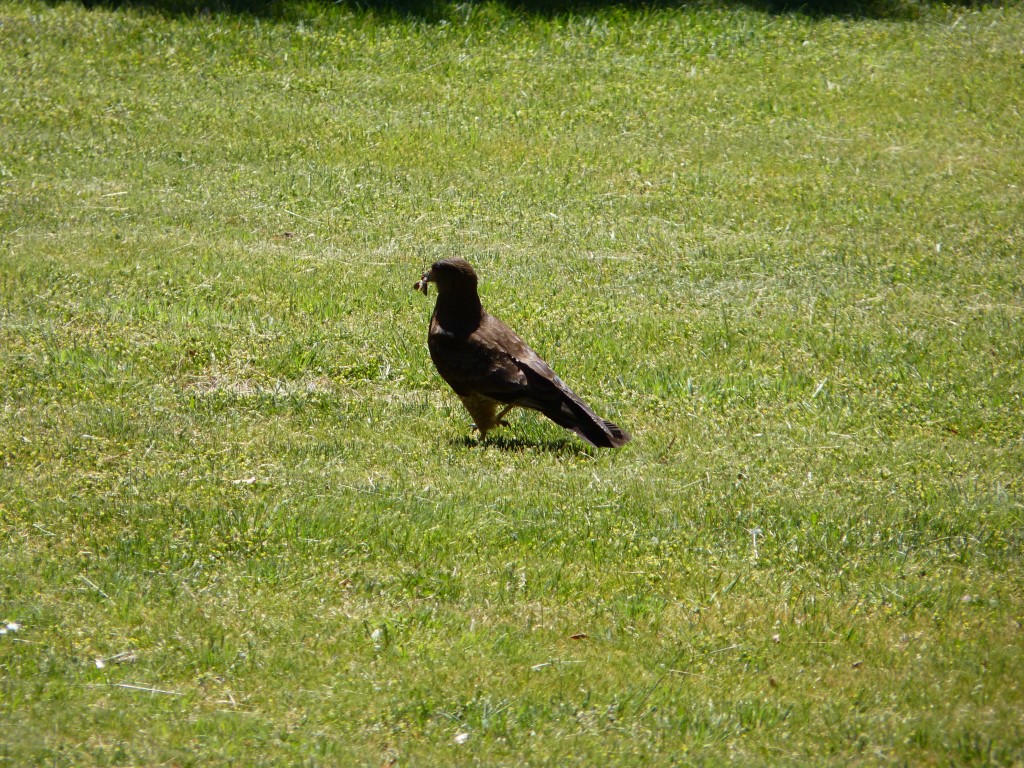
(430, 314, 630, 448)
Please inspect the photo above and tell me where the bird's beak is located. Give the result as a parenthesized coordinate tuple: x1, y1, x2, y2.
(414, 268, 431, 295)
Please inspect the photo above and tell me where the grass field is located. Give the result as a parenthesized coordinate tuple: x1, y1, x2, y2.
(2, 0, 1023, 763)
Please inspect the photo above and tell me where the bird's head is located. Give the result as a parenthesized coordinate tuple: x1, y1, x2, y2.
(414, 258, 479, 297)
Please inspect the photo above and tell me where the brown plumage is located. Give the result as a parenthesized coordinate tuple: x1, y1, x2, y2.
(415, 258, 630, 448)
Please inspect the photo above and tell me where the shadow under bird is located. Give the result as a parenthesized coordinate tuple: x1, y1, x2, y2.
(415, 258, 631, 448)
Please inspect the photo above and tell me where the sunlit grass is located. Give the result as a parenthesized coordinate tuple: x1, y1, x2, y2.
(1, 0, 1022, 764)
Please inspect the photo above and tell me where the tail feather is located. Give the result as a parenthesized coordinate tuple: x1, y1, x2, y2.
(541, 388, 631, 448)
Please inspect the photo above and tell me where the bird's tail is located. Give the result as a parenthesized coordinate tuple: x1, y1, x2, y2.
(542, 387, 631, 448)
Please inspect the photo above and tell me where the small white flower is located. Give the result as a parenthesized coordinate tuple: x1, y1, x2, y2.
(454, 732, 469, 745)
(749, 527, 763, 559)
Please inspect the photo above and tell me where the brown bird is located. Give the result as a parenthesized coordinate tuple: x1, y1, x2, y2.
(415, 258, 630, 448)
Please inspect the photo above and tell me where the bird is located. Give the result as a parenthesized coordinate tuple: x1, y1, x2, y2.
(414, 258, 631, 448)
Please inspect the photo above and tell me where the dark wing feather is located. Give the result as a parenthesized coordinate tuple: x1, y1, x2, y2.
(430, 313, 630, 448)
(427, 314, 531, 398)
(516, 362, 631, 448)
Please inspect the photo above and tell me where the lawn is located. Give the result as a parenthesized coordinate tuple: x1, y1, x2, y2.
(1, 0, 1022, 763)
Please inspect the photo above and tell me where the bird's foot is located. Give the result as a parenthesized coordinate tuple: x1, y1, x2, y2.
(471, 420, 509, 433)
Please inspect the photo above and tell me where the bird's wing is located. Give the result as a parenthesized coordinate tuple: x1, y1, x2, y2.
(429, 313, 558, 401)
(430, 312, 630, 447)
(472, 317, 631, 447)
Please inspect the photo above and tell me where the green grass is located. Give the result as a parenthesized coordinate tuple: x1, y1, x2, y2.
(2, 0, 1023, 764)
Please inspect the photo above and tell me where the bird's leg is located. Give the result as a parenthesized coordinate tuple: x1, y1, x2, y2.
(494, 404, 515, 427)
(459, 395, 509, 440)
